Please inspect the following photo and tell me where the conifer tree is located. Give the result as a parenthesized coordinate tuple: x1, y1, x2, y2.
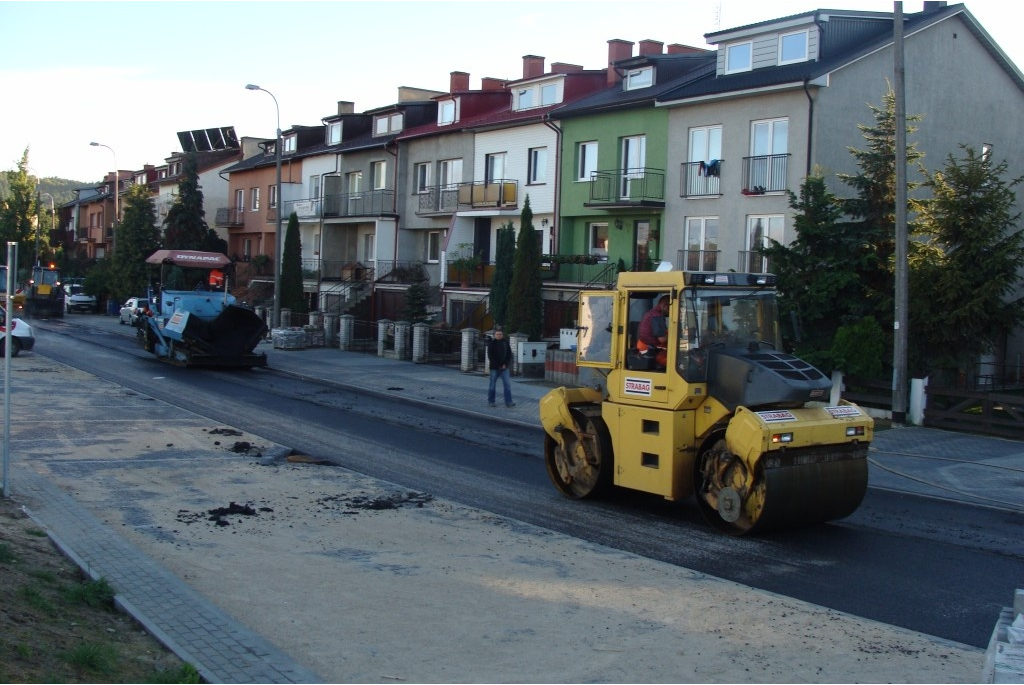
(112, 183, 161, 301)
(162, 154, 208, 251)
(506, 196, 543, 340)
(402, 279, 430, 324)
(489, 221, 516, 327)
(910, 146, 1024, 379)
(837, 86, 923, 328)
(280, 211, 307, 314)
(0, 150, 36, 272)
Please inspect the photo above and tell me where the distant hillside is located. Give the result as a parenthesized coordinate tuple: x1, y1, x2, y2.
(0, 175, 90, 207)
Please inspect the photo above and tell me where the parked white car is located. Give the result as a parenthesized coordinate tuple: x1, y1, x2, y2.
(0, 305, 34, 357)
(64, 282, 97, 313)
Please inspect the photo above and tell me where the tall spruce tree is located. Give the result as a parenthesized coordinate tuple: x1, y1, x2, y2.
(837, 86, 924, 335)
(762, 175, 879, 372)
(506, 196, 543, 340)
(162, 154, 209, 251)
(910, 146, 1024, 380)
(489, 221, 516, 327)
(279, 211, 307, 314)
(112, 183, 161, 301)
(0, 150, 36, 272)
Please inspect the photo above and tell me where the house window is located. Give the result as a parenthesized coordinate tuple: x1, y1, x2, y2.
(235, 189, 244, 212)
(327, 121, 342, 145)
(687, 125, 723, 196)
(415, 163, 431, 193)
(427, 231, 440, 263)
(745, 215, 784, 272)
(309, 175, 321, 201)
(243, 239, 252, 260)
(620, 135, 646, 198)
(169, 162, 181, 176)
(528, 147, 547, 184)
(485, 153, 506, 183)
(779, 30, 808, 64)
(439, 158, 462, 188)
(624, 66, 653, 90)
(540, 83, 558, 106)
(251, 187, 260, 211)
(749, 117, 789, 192)
(438, 100, 456, 125)
(684, 217, 719, 271)
(589, 223, 609, 260)
(726, 42, 752, 73)
(363, 233, 375, 262)
(283, 134, 297, 153)
(374, 113, 404, 136)
(517, 88, 534, 110)
(577, 141, 597, 181)
(371, 161, 387, 190)
(269, 184, 278, 209)
(346, 171, 362, 196)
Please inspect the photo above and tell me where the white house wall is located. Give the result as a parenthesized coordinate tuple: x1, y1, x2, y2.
(474, 122, 556, 259)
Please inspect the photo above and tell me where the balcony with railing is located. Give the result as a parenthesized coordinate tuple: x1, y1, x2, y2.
(540, 255, 619, 287)
(323, 190, 396, 217)
(416, 184, 460, 215)
(680, 161, 723, 198)
(456, 179, 518, 210)
(284, 198, 321, 220)
(214, 208, 245, 227)
(675, 249, 721, 272)
(737, 250, 775, 274)
(741, 154, 790, 195)
(586, 167, 665, 207)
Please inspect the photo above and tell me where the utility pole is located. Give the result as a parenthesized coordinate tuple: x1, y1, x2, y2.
(892, 1, 909, 424)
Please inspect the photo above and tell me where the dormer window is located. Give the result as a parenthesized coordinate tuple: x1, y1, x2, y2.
(518, 88, 534, 109)
(283, 134, 297, 154)
(623, 66, 653, 90)
(327, 121, 342, 145)
(374, 113, 404, 136)
(726, 42, 752, 73)
(169, 162, 181, 176)
(438, 100, 456, 126)
(779, 30, 809, 64)
(540, 83, 557, 105)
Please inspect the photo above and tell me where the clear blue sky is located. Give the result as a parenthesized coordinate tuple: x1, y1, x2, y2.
(1, 1, 1018, 183)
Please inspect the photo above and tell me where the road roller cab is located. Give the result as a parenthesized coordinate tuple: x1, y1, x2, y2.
(539, 269, 873, 535)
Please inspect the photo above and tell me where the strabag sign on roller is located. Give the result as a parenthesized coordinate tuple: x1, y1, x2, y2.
(624, 377, 653, 397)
(826, 405, 863, 418)
(757, 410, 797, 423)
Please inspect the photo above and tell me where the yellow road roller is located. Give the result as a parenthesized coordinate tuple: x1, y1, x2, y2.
(539, 270, 872, 535)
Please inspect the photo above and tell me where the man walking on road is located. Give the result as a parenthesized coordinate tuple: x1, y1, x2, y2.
(487, 328, 515, 408)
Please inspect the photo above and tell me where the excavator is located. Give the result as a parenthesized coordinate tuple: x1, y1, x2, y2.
(539, 269, 872, 535)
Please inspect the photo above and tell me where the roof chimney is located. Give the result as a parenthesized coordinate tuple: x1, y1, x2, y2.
(481, 77, 505, 91)
(638, 39, 664, 56)
(551, 62, 584, 74)
(337, 101, 354, 115)
(666, 44, 704, 54)
(523, 55, 545, 79)
(607, 39, 634, 84)
(450, 71, 470, 93)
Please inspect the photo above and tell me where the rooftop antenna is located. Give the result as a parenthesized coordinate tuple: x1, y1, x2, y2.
(713, 1, 721, 30)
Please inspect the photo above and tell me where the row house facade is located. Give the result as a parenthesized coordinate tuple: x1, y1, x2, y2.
(210, 2, 1023, 363)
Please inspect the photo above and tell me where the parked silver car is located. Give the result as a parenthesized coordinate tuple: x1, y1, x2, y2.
(119, 297, 148, 325)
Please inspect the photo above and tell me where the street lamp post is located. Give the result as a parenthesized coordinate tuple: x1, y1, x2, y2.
(245, 83, 283, 330)
(89, 142, 117, 257)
